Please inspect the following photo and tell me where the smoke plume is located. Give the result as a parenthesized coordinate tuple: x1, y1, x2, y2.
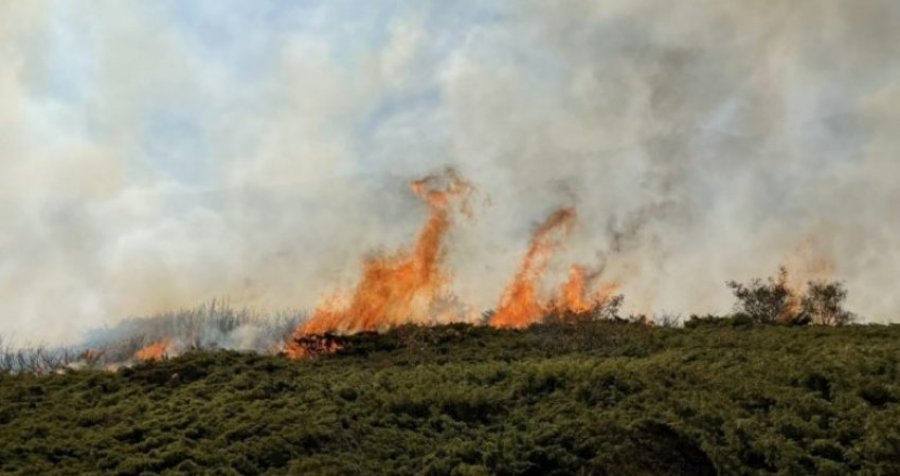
(2, 1, 900, 348)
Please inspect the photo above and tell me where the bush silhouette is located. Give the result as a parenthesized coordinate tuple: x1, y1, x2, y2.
(727, 267, 801, 324)
(801, 281, 855, 326)
(727, 267, 856, 326)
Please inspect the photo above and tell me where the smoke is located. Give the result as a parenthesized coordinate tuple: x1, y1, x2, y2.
(439, 0, 900, 320)
(2, 1, 900, 347)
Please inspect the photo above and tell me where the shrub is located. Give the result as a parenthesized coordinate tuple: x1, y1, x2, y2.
(545, 294, 624, 325)
(801, 281, 855, 326)
(727, 267, 800, 324)
(727, 268, 856, 326)
(1, 321, 898, 474)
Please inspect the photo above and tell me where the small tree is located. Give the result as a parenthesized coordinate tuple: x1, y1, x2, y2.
(801, 281, 855, 326)
(726, 267, 801, 324)
(728, 267, 857, 326)
(593, 294, 625, 321)
(480, 309, 495, 326)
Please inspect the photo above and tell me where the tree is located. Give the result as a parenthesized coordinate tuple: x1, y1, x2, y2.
(726, 267, 801, 324)
(801, 281, 855, 326)
(727, 267, 857, 326)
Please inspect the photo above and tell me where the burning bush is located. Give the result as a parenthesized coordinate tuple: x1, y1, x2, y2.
(544, 294, 625, 325)
(727, 267, 855, 326)
(801, 281, 856, 326)
(285, 333, 347, 360)
(727, 267, 800, 324)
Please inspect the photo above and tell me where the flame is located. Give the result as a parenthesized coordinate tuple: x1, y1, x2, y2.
(783, 239, 836, 287)
(285, 169, 472, 358)
(489, 208, 622, 329)
(558, 265, 593, 314)
(288, 334, 346, 360)
(778, 241, 838, 323)
(552, 264, 620, 316)
(133, 338, 171, 361)
(490, 208, 576, 328)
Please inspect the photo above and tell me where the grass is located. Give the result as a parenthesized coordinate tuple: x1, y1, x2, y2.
(1, 320, 898, 475)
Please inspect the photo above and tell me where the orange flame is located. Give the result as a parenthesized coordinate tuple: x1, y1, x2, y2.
(285, 169, 472, 359)
(287, 334, 346, 360)
(552, 264, 620, 316)
(133, 338, 171, 361)
(778, 241, 837, 323)
(490, 208, 576, 328)
(490, 208, 621, 329)
(558, 265, 593, 314)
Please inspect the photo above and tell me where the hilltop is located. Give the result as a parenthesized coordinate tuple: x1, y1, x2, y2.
(1, 320, 899, 475)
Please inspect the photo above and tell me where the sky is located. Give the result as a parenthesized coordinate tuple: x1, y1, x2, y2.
(2, 0, 900, 345)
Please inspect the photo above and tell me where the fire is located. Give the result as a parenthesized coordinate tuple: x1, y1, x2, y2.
(777, 242, 838, 323)
(285, 173, 625, 359)
(558, 265, 593, 314)
(288, 334, 346, 360)
(133, 338, 171, 361)
(489, 208, 621, 329)
(783, 240, 836, 291)
(776, 266, 803, 323)
(285, 169, 472, 359)
(553, 264, 621, 316)
(489, 208, 576, 328)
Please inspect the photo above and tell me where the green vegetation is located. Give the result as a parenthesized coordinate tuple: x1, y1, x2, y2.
(726, 267, 855, 326)
(1, 321, 898, 475)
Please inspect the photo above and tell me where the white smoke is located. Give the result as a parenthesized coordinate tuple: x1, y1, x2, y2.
(2, 1, 899, 346)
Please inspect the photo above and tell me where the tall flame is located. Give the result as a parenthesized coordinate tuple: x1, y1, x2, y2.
(285, 169, 472, 358)
(489, 208, 576, 328)
(490, 208, 621, 329)
(133, 338, 171, 362)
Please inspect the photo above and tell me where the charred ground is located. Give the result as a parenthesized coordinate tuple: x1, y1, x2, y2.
(1, 320, 899, 475)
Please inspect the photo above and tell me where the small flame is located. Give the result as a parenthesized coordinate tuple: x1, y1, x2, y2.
(287, 334, 346, 360)
(551, 264, 620, 316)
(782, 239, 837, 292)
(133, 338, 171, 361)
(558, 265, 593, 314)
(779, 240, 838, 324)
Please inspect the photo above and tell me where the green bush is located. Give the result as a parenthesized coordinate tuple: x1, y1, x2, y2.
(0, 322, 897, 474)
(726, 267, 800, 324)
(727, 267, 856, 326)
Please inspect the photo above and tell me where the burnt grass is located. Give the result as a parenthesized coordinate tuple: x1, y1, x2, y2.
(1, 320, 899, 475)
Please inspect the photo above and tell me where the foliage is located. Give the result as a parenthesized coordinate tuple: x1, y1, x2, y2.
(1, 321, 899, 475)
(727, 267, 800, 324)
(543, 294, 624, 325)
(801, 281, 855, 326)
(727, 268, 855, 326)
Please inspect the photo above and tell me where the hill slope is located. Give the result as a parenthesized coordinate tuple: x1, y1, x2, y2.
(1, 322, 899, 475)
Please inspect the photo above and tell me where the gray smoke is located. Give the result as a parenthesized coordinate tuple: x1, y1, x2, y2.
(2, 1, 899, 347)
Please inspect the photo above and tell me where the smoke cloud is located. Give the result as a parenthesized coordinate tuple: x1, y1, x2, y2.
(2, 1, 899, 346)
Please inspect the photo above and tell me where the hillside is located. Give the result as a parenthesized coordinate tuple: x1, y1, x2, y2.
(1, 321, 899, 475)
